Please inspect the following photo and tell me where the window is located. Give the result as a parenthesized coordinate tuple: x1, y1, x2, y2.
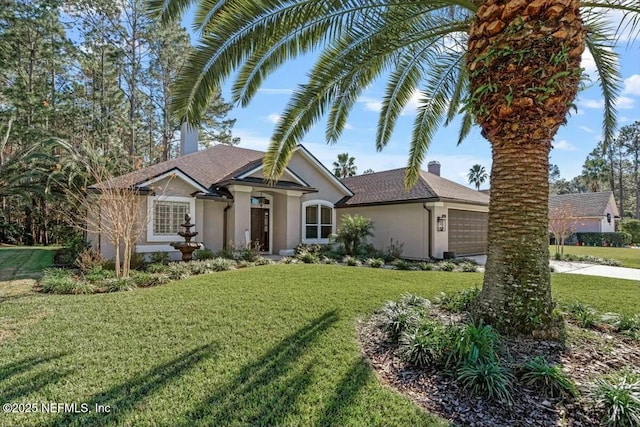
(147, 196, 195, 242)
(303, 201, 334, 242)
(153, 201, 190, 235)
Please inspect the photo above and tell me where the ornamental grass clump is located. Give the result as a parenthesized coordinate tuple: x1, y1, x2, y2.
(517, 356, 578, 398)
(399, 320, 459, 368)
(435, 288, 480, 313)
(41, 269, 94, 295)
(457, 360, 514, 402)
(591, 371, 640, 427)
(377, 300, 424, 343)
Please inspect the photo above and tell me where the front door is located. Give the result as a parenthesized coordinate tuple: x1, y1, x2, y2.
(250, 208, 270, 252)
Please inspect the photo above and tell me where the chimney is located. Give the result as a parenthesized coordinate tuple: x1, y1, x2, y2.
(180, 122, 199, 156)
(427, 161, 441, 176)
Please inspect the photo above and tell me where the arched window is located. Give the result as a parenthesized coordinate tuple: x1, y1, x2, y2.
(302, 200, 334, 243)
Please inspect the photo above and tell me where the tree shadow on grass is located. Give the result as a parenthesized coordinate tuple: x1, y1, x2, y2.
(180, 310, 340, 426)
(50, 343, 217, 427)
(0, 353, 70, 402)
(317, 357, 372, 427)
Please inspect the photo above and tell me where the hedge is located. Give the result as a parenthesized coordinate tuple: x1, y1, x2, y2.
(575, 232, 632, 247)
(619, 219, 640, 244)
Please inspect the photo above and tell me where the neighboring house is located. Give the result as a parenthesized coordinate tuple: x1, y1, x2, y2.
(549, 191, 619, 235)
(337, 162, 489, 259)
(89, 130, 490, 260)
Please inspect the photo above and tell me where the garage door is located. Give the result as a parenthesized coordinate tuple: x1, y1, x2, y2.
(448, 210, 488, 256)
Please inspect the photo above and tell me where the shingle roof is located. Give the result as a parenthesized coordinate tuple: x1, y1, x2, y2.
(92, 144, 265, 190)
(549, 191, 618, 218)
(337, 168, 489, 206)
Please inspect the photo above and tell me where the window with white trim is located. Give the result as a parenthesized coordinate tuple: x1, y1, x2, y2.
(153, 201, 190, 235)
(303, 201, 334, 242)
(147, 196, 195, 242)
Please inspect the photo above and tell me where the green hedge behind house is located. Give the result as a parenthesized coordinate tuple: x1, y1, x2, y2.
(619, 219, 640, 244)
(576, 232, 632, 247)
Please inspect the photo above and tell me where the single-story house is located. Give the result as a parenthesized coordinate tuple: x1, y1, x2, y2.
(88, 128, 490, 260)
(549, 191, 619, 234)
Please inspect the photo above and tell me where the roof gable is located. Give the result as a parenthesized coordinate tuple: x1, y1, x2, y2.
(338, 168, 489, 206)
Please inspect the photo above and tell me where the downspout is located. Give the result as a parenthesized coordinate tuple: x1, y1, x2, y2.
(223, 202, 232, 249)
(423, 204, 433, 259)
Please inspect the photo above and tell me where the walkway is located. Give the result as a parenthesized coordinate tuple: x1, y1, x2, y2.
(463, 255, 639, 281)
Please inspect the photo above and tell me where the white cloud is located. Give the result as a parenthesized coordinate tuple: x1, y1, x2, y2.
(344, 123, 354, 130)
(579, 126, 594, 133)
(623, 74, 640, 96)
(359, 96, 383, 112)
(580, 49, 597, 78)
(266, 113, 281, 124)
(232, 128, 273, 151)
(580, 98, 604, 109)
(553, 140, 577, 151)
(615, 96, 635, 110)
(257, 88, 295, 95)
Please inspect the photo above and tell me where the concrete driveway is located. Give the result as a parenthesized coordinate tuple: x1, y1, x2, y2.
(461, 255, 639, 281)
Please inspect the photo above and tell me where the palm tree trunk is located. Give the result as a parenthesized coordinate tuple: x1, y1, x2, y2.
(474, 140, 559, 337)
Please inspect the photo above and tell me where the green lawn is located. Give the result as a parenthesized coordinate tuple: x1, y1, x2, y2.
(549, 244, 640, 269)
(0, 246, 58, 281)
(1, 265, 639, 426)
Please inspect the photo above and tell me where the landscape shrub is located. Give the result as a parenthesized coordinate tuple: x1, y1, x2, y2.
(166, 263, 192, 280)
(449, 321, 501, 367)
(399, 293, 431, 309)
(366, 258, 385, 268)
(57, 234, 90, 266)
(193, 248, 215, 260)
(333, 214, 374, 256)
(75, 248, 102, 272)
(399, 320, 458, 368)
(457, 360, 514, 402)
(391, 259, 413, 270)
(436, 288, 480, 313)
(41, 269, 93, 294)
(377, 301, 423, 343)
(146, 263, 170, 274)
(459, 262, 478, 272)
(359, 243, 383, 259)
(417, 262, 434, 271)
(254, 257, 275, 266)
(343, 256, 361, 267)
(149, 251, 170, 265)
(591, 371, 640, 427)
(104, 277, 136, 292)
(619, 219, 640, 244)
(296, 249, 319, 264)
(517, 356, 578, 398)
(130, 271, 169, 287)
(129, 251, 145, 270)
(209, 257, 236, 272)
(101, 258, 116, 271)
(383, 238, 404, 262)
(576, 232, 631, 247)
(562, 302, 599, 328)
(437, 261, 456, 272)
(82, 266, 115, 282)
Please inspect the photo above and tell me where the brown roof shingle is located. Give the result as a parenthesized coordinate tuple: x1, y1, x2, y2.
(549, 191, 618, 218)
(338, 168, 489, 206)
(93, 145, 265, 190)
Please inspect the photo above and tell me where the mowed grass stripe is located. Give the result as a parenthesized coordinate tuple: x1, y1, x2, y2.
(1, 264, 638, 426)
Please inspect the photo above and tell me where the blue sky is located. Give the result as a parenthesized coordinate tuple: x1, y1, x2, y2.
(185, 10, 640, 189)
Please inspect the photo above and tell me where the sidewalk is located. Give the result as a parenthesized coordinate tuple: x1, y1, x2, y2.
(462, 255, 639, 281)
(549, 260, 639, 281)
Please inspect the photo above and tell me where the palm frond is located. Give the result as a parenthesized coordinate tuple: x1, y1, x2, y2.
(583, 15, 622, 147)
(581, 0, 640, 43)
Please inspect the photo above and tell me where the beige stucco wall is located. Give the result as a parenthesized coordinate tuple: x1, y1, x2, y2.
(287, 151, 348, 204)
(337, 203, 430, 260)
(150, 176, 197, 197)
(271, 192, 302, 254)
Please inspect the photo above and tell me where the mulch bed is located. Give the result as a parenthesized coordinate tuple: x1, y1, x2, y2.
(357, 309, 640, 426)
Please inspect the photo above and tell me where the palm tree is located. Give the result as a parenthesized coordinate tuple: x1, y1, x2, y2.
(467, 164, 488, 191)
(332, 153, 357, 178)
(148, 0, 639, 336)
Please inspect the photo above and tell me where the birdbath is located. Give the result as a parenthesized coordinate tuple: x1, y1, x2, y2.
(170, 213, 201, 262)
